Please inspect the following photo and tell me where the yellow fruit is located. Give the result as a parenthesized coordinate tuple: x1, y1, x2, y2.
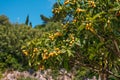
(43, 49, 47, 53)
(71, 37, 75, 40)
(43, 55, 48, 60)
(89, 23, 92, 26)
(22, 50, 28, 56)
(85, 23, 89, 30)
(57, 51, 61, 54)
(64, 0, 69, 5)
(70, 41, 73, 44)
(52, 8, 60, 14)
(24, 52, 28, 56)
(76, 8, 86, 13)
(72, 39, 75, 42)
(22, 50, 26, 52)
(49, 52, 55, 57)
(86, 23, 92, 30)
(76, 8, 81, 13)
(49, 35, 54, 40)
(33, 48, 38, 52)
(107, 20, 110, 24)
(88, 1, 96, 8)
(72, 19, 77, 23)
(54, 48, 60, 51)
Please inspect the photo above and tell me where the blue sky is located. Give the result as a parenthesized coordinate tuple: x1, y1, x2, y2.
(0, 0, 57, 27)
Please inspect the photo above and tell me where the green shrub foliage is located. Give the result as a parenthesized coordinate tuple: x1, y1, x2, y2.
(0, 23, 42, 70)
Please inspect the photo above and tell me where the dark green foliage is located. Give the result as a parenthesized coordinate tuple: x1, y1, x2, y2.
(25, 15, 32, 27)
(0, 52, 22, 71)
(40, 15, 50, 24)
(40, 22, 62, 32)
(35, 21, 62, 33)
(0, 15, 11, 26)
(0, 23, 42, 70)
(29, 22, 32, 27)
(25, 15, 29, 25)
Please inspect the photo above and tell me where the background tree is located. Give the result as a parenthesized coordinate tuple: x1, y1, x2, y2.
(35, 2, 67, 28)
(0, 20, 42, 71)
(0, 15, 11, 26)
(40, 15, 50, 24)
(25, 15, 29, 25)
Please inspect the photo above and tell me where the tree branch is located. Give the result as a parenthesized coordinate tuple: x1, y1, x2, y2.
(113, 39, 120, 57)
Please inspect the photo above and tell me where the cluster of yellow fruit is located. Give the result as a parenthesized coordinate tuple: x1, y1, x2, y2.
(64, 0, 77, 5)
(42, 48, 61, 60)
(42, 49, 48, 60)
(88, 1, 96, 8)
(22, 48, 39, 57)
(52, 8, 60, 14)
(86, 23, 95, 34)
(33, 48, 39, 53)
(76, 8, 86, 13)
(86, 23, 92, 30)
(49, 32, 62, 40)
(22, 50, 28, 56)
(64, 0, 70, 5)
(72, 19, 77, 24)
(49, 34, 54, 40)
(32, 48, 39, 58)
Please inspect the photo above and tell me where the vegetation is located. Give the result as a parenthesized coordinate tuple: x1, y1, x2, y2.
(0, 0, 120, 80)
(0, 16, 42, 71)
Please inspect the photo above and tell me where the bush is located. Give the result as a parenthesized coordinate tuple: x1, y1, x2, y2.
(0, 24, 42, 70)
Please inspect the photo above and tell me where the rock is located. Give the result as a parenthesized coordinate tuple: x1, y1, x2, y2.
(1, 68, 75, 80)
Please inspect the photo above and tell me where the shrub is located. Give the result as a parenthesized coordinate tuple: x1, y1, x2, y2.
(0, 24, 42, 70)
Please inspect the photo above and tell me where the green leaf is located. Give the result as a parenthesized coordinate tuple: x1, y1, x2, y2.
(61, 47, 66, 53)
(63, 59, 69, 70)
(89, 53, 95, 60)
(96, 42, 104, 50)
(78, 23, 85, 32)
(92, 11, 106, 20)
(87, 11, 106, 22)
(67, 49, 73, 57)
(108, 7, 120, 12)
